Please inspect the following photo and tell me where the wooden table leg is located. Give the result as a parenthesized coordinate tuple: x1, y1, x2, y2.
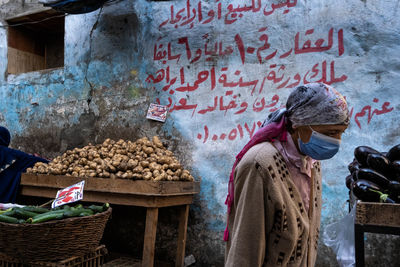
(355, 224, 365, 267)
(143, 207, 159, 267)
(176, 205, 190, 267)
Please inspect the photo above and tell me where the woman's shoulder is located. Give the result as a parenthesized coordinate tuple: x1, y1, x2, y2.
(240, 142, 280, 167)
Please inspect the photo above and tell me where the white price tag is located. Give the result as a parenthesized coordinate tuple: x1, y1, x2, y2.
(146, 103, 168, 122)
(51, 181, 85, 208)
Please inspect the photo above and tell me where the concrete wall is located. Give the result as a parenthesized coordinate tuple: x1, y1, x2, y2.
(1, 0, 400, 266)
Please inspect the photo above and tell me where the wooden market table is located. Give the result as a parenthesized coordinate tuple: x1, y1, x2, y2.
(19, 173, 200, 267)
(354, 202, 400, 267)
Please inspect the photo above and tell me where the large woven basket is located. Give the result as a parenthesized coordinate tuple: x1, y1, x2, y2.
(0, 207, 111, 262)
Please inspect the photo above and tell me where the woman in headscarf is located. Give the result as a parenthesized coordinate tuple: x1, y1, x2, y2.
(0, 126, 48, 203)
(224, 83, 350, 267)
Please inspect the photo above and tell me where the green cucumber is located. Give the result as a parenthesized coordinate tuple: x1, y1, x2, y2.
(31, 210, 65, 221)
(1, 209, 16, 217)
(15, 209, 39, 219)
(63, 209, 83, 218)
(64, 208, 93, 218)
(0, 208, 12, 214)
(102, 203, 110, 211)
(22, 206, 50, 214)
(79, 211, 94, 217)
(29, 212, 64, 223)
(88, 205, 104, 213)
(0, 214, 19, 224)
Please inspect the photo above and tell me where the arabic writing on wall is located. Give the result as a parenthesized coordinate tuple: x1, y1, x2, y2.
(196, 97, 394, 143)
(152, 27, 344, 66)
(148, 27, 347, 116)
(147, 0, 394, 144)
(159, 0, 299, 29)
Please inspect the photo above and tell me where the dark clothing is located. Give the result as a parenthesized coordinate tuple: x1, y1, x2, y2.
(0, 146, 48, 203)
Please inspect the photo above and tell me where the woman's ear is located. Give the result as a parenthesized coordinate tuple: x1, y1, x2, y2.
(296, 126, 313, 143)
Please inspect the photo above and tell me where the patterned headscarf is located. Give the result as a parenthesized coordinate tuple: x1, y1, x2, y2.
(286, 83, 349, 127)
(224, 83, 349, 241)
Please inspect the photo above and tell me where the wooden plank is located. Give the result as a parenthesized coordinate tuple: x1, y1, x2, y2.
(7, 47, 45, 74)
(142, 208, 159, 267)
(356, 202, 400, 227)
(8, 27, 44, 55)
(21, 174, 200, 196)
(20, 186, 194, 208)
(175, 205, 189, 267)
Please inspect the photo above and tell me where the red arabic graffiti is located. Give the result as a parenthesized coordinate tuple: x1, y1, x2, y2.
(196, 98, 395, 144)
(159, 0, 298, 29)
(153, 27, 344, 65)
(350, 98, 394, 129)
(156, 93, 283, 117)
(197, 120, 264, 143)
(147, 60, 347, 100)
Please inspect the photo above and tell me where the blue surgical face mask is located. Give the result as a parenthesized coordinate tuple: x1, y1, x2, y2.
(298, 126, 341, 160)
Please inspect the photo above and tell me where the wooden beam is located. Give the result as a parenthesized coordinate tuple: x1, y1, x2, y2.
(176, 205, 190, 267)
(21, 174, 200, 196)
(20, 185, 195, 208)
(356, 202, 400, 227)
(142, 208, 159, 267)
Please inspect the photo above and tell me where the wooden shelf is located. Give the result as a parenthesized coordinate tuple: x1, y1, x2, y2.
(20, 174, 200, 207)
(21, 174, 200, 196)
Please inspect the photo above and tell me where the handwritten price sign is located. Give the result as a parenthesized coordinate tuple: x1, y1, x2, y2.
(51, 181, 85, 208)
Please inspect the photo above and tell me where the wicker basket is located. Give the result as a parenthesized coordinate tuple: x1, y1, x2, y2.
(0, 208, 112, 262)
(0, 245, 108, 267)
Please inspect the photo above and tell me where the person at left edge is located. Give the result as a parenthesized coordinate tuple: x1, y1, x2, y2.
(0, 126, 49, 203)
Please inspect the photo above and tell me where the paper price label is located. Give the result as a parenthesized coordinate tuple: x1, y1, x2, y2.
(51, 181, 85, 208)
(146, 103, 168, 122)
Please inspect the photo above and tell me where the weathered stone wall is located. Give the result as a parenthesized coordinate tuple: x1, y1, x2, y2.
(1, 0, 400, 266)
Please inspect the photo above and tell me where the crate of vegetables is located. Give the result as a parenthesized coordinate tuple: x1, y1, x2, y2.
(0, 203, 111, 262)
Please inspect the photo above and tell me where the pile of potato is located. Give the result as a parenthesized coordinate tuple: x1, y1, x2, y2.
(27, 136, 195, 182)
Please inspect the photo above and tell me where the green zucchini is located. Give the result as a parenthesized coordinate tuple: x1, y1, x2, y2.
(63, 208, 93, 218)
(1, 209, 16, 217)
(0, 214, 19, 224)
(29, 212, 64, 223)
(88, 205, 104, 213)
(79, 211, 94, 217)
(0, 208, 12, 214)
(30, 210, 65, 221)
(22, 206, 50, 214)
(15, 208, 40, 219)
(102, 203, 110, 211)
